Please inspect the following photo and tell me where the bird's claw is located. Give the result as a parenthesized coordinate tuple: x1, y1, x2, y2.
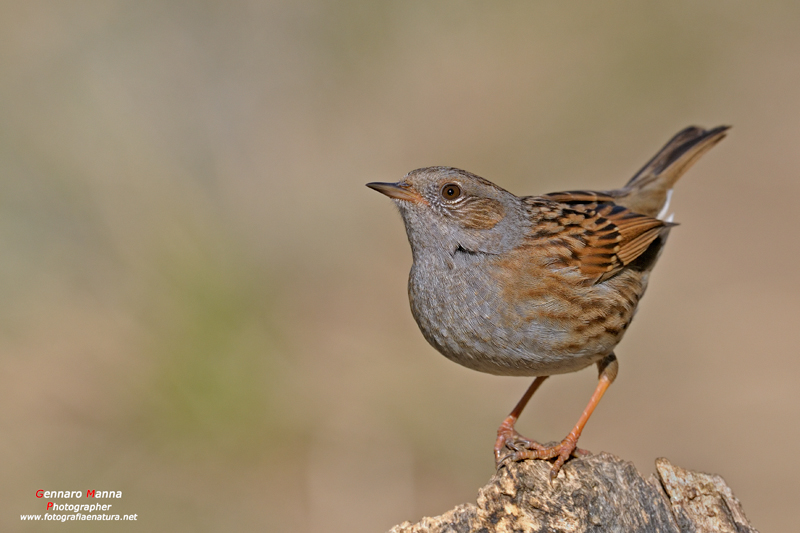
(496, 435, 589, 480)
(494, 426, 547, 466)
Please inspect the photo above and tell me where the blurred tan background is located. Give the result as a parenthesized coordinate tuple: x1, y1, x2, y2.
(1, 2, 798, 531)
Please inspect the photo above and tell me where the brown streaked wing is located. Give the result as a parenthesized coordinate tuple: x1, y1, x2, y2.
(529, 195, 670, 284)
(541, 190, 617, 209)
(592, 204, 671, 268)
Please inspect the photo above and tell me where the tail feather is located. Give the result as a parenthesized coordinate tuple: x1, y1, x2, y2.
(609, 125, 729, 218)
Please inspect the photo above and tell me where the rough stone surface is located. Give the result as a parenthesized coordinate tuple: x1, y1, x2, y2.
(655, 458, 757, 533)
(388, 454, 758, 533)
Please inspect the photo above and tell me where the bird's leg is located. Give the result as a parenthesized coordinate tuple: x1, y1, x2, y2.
(498, 353, 619, 481)
(494, 376, 549, 466)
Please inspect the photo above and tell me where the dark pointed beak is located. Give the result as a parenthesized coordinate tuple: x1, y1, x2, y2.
(366, 181, 422, 202)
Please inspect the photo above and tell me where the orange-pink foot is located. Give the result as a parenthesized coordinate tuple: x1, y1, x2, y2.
(494, 422, 548, 466)
(496, 431, 590, 480)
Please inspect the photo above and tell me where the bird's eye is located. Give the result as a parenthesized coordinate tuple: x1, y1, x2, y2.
(441, 183, 462, 201)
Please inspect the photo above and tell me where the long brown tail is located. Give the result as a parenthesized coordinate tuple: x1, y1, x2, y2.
(609, 126, 729, 218)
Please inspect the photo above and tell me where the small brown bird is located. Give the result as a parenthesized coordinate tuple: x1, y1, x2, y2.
(367, 126, 728, 479)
